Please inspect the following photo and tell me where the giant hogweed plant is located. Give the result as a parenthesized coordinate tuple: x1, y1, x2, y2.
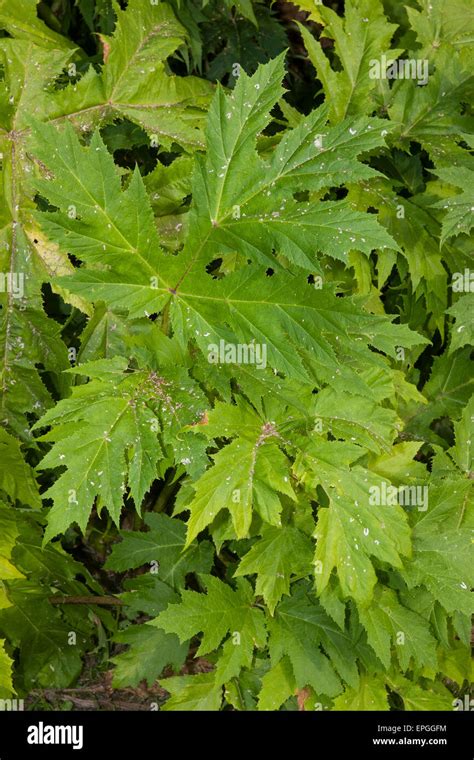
(0, 0, 472, 711)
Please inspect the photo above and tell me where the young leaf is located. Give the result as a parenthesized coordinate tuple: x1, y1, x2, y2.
(183, 430, 295, 544)
(298, 1, 400, 123)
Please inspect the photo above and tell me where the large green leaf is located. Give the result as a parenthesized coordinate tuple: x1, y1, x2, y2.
(105, 513, 214, 589)
(403, 480, 474, 615)
(0, 639, 13, 697)
(358, 586, 438, 671)
(268, 586, 361, 697)
(156, 575, 267, 656)
(234, 526, 313, 614)
(34, 358, 208, 541)
(158, 673, 223, 711)
(447, 295, 474, 354)
(332, 674, 389, 710)
(295, 440, 411, 604)
(0, 429, 41, 507)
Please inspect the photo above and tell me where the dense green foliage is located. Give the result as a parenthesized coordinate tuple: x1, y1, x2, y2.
(0, 0, 472, 711)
